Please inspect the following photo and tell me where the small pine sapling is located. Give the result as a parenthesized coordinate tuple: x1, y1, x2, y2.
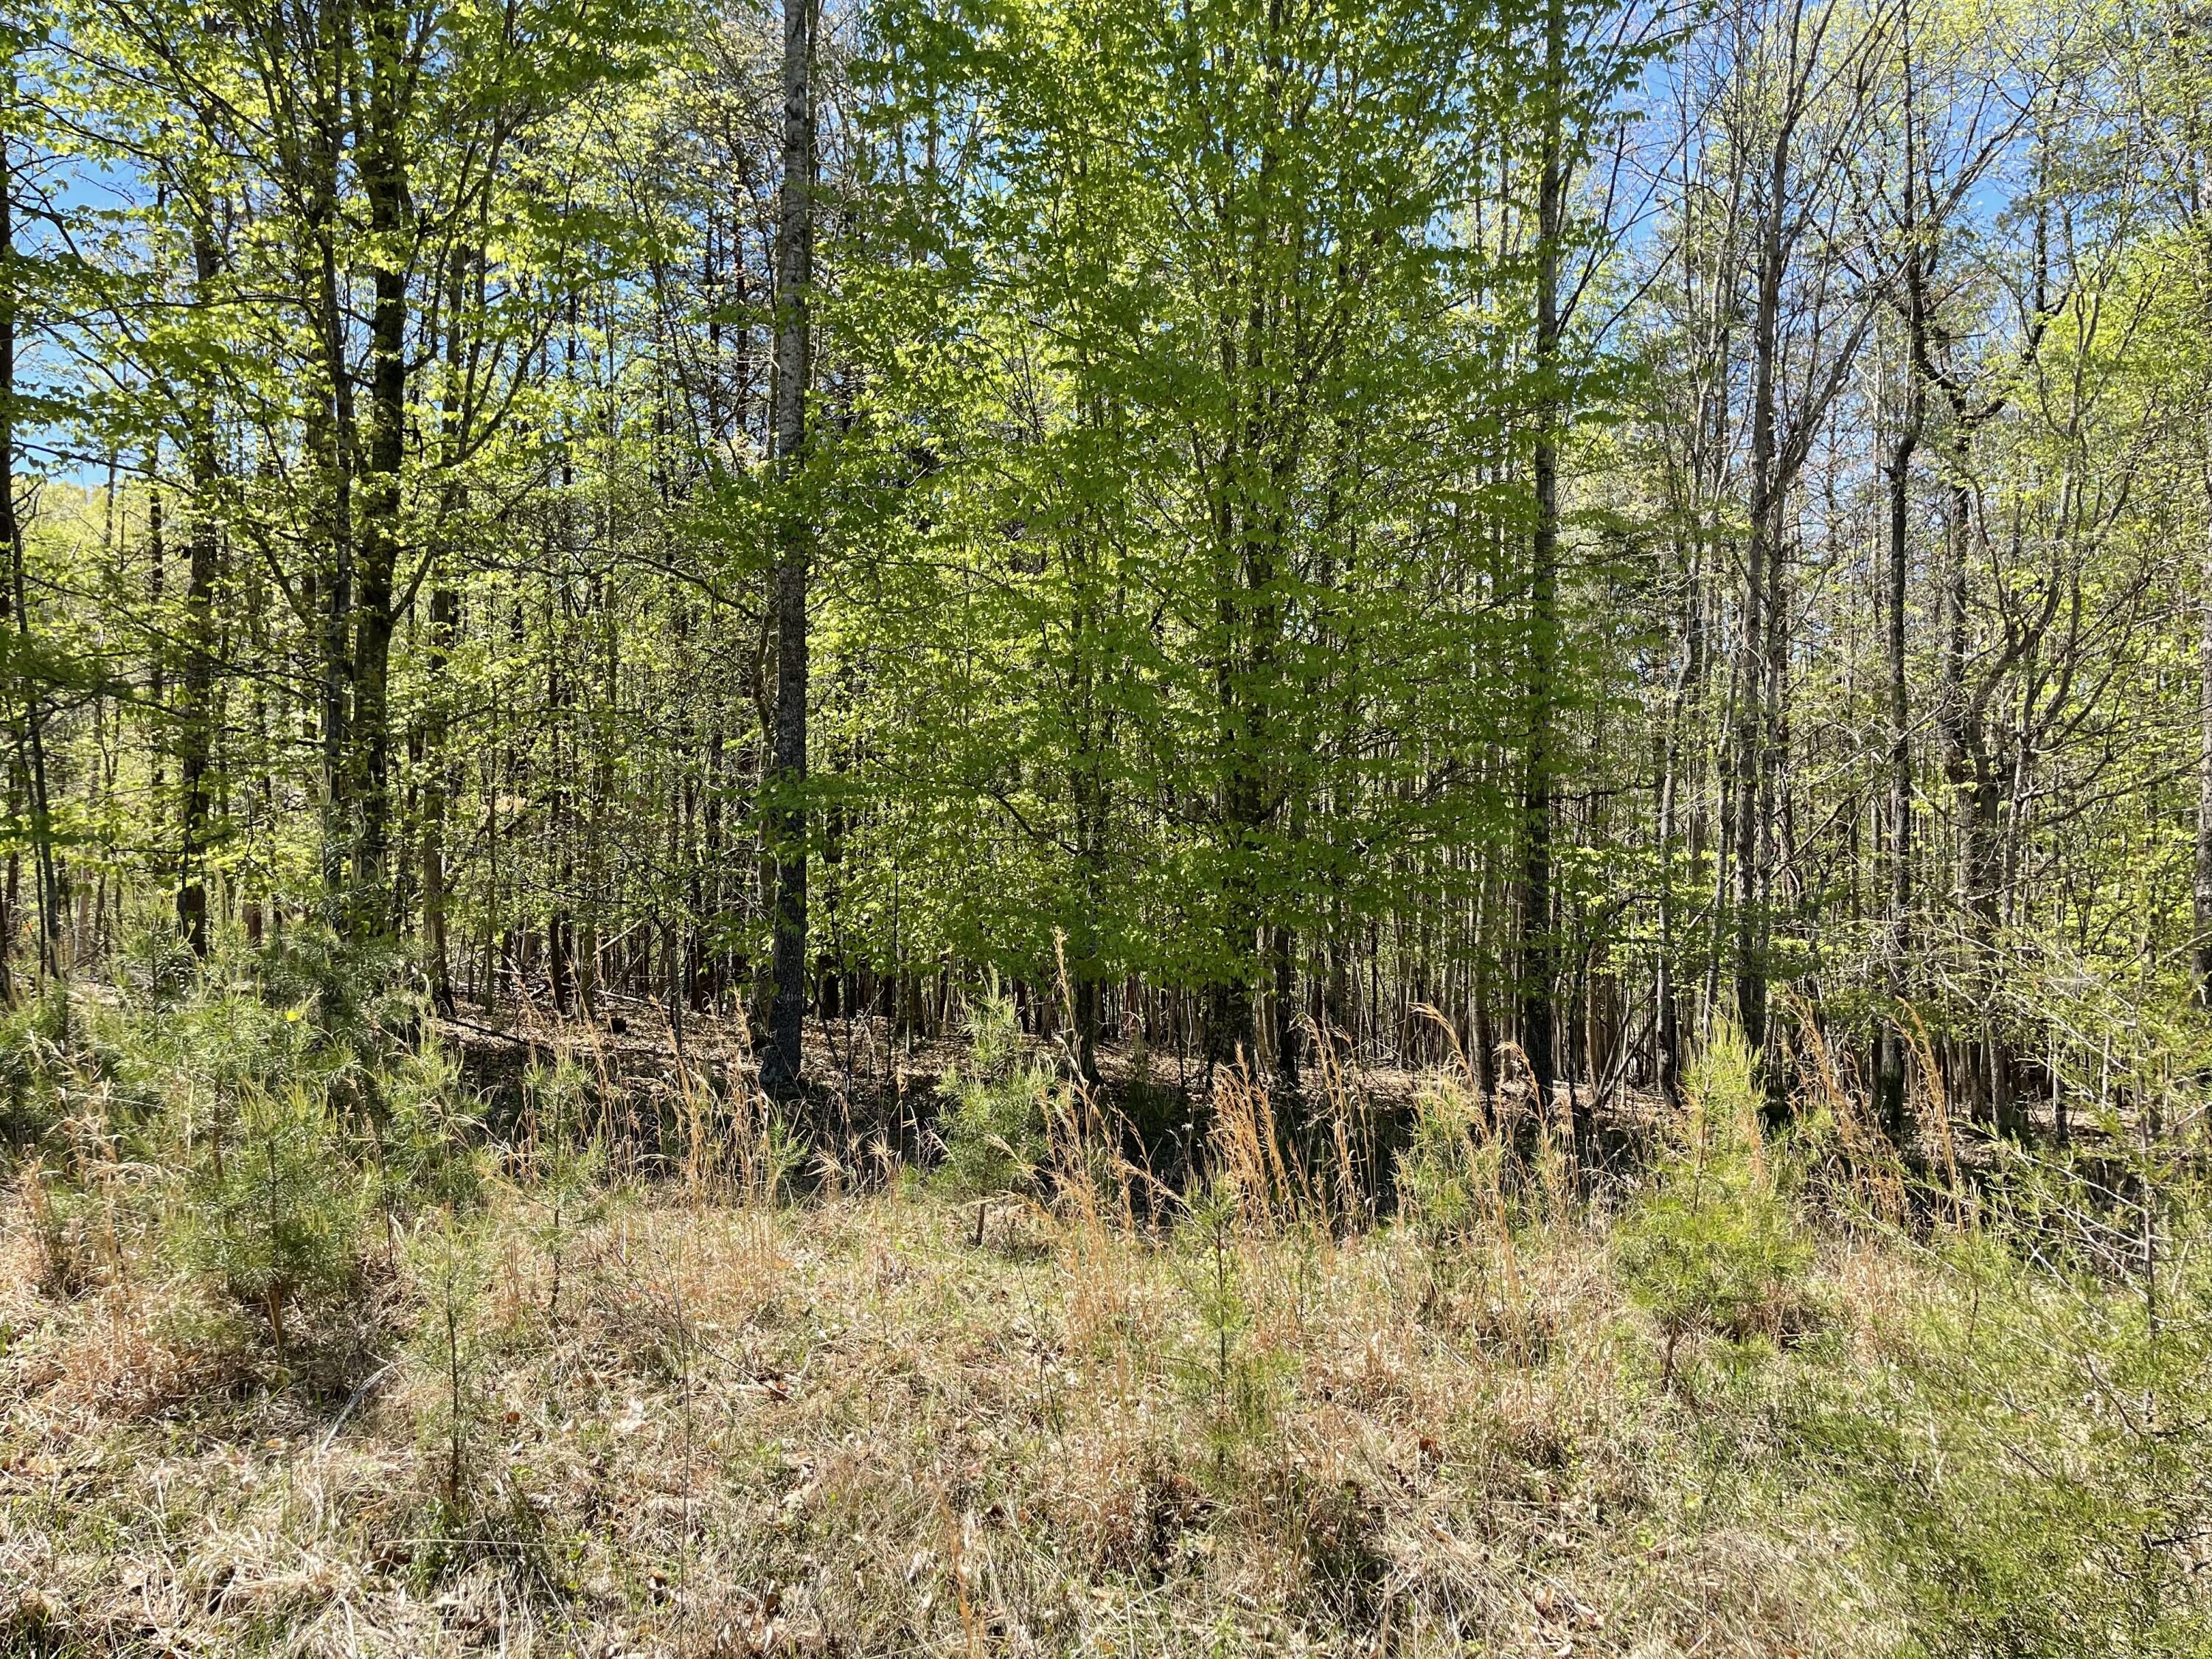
(522, 1057, 607, 1318)
(175, 1081, 367, 1358)
(933, 986, 1055, 1243)
(410, 1211, 493, 1539)
(372, 1037, 487, 1234)
(1175, 1176, 1291, 1478)
(1616, 1018, 1815, 1385)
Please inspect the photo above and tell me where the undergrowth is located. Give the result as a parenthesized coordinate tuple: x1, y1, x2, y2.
(0, 945, 2206, 1656)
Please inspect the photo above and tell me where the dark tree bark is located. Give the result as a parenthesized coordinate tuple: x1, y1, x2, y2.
(347, 0, 417, 933)
(305, 70, 355, 911)
(177, 209, 222, 958)
(761, 0, 815, 1096)
(1523, 0, 1566, 1132)
(0, 83, 16, 999)
(2197, 185, 2212, 1010)
(420, 241, 472, 1018)
(2199, 456, 2212, 1009)
(0, 78, 58, 982)
(1734, 131, 1786, 1066)
(1878, 102, 1926, 1137)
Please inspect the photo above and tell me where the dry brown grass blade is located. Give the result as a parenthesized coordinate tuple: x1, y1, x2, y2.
(1778, 988, 1905, 1224)
(1307, 1015, 1375, 1226)
(1896, 1003, 1964, 1229)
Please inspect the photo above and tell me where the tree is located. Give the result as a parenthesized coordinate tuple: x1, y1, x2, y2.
(761, 0, 815, 1095)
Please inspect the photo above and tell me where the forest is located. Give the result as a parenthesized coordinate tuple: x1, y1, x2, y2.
(0, 0, 2210, 1652)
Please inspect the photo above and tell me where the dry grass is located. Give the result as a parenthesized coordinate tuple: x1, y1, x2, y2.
(0, 1147, 1910, 1659)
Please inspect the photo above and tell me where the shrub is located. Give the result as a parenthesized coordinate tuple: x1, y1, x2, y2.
(197, 925, 419, 1077)
(149, 990, 338, 1100)
(933, 986, 1054, 1220)
(1175, 1175, 1291, 1478)
(173, 1081, 368, 1355)
(1815, 1168, 2212, 1657)
(0, 984, 72, 1147)
(1396, 1078, 1489, 1244)
(521, 1057, 607, 1318)
(119, 922, 200, 1006)
(1615, 1018, 1815, 1382)
(372, 1036, 487, 1222)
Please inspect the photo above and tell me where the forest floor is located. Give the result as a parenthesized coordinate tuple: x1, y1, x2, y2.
(1, 991, 2197, 1657)
(3, 1167, 1902, 1658)
(426, 1001, 1668, 1178)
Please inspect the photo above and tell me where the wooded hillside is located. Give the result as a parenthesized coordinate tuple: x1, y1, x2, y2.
(3, 0, 2203, 1124)
(3, 4, 2212, 1654)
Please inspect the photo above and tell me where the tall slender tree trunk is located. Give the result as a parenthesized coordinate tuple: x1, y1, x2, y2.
(1734, 111, 1790, 1068)
(1071, 707, 1107, 1084)
(2197, 184, 2212, 1011)
(147, 462, 164, 807)
(421, 243, 472, 1018)
(348, 0, 411, 933)
(1523, 0, 1566, 1132)
(762, 0, 815, 1096)
(1879, 397, 1919, 1136)
(1209, 563, 1265, 1074)
(1879, 358, 1924, 1135)
(1874, 33, 1924, 1136)
(1937, 459, 1967, 890)
(0, 83, 17, 998)
(2199, 451, 2212, 1011)
(421, 585, 458, 1012)
(1655, 521, 1708, 1102)
(549, 314, 580, 1015)
(308, 86, 355, 911)
(177, 212, 222, 957)
(0, 83, 57, 981)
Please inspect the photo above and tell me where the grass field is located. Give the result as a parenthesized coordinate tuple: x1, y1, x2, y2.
(0, 979, 2205, 1656)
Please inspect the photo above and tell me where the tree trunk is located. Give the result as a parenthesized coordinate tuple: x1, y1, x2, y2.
(1878, 400, 1916, 1138)
(2199, 506, 2212, 1012)
(2199, 400, 2212, 1010)
(421, 585, 458, 1015)
(1523, 0, 1566, 1133)
(0, 94, 58, 981)
(177, 212, 222, 958)
(308, 96, 354, 911)
(347, 0, 411, 934)
(420, 239, 475, 1018)
(762, 0, 815, 1096)
(1735, 136, 1787, 1065)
